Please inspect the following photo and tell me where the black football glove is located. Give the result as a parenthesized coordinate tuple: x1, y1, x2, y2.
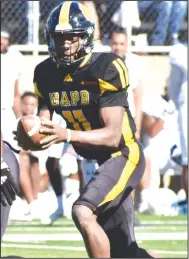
(1, 160, 19, 206)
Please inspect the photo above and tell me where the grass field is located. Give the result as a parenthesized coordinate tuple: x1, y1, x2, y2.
(1, 214, 187, 258)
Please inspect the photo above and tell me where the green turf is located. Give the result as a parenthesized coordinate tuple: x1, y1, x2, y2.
(2, 239, 187, 251)
(2, 240, 187, 258)
(135, 227, 187, 233)
(6, 229, 187, 237)
(136, 214, 187, 221)
(9, 214, 186, 223)
(1, 215, 187, 258)
(140, 240, 187, 252)
(159, 254, 187, 258)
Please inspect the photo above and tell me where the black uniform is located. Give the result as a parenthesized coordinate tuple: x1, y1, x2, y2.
(34, 52, 146, 257)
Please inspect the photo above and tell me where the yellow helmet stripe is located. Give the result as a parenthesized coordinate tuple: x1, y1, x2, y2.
(59, 1, 72, 25)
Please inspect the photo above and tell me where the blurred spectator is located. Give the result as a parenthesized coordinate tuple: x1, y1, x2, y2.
(139, 90, 182, 213)
(59, 144, 81, 219)
(21, 91, 38, 116)
(1, 27, 23, 152)
(79, 1, 101, 45)
(110, 31, 143, 139)
(19, 92, 50, 219)
(168, 43, 188, 199)
(138, 1, 187, 45)
(19, 149, 41, 219)
(40, 113, 67, 225)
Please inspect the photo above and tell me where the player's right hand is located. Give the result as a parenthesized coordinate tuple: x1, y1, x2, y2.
(1, 160, 19, 207)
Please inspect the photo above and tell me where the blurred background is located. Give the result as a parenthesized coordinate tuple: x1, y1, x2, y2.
(1, 0, 188, 45)
(1, 0, 188, 93)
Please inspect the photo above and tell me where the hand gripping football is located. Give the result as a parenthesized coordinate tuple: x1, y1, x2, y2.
(17, 115, 49, 151)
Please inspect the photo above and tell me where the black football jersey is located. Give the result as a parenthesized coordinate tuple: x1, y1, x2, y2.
(34, 52, 137, 161)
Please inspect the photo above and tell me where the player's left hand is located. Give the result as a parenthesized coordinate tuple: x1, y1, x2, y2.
(39, 117, 67, 149)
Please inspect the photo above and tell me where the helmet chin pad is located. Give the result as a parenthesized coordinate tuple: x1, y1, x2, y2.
(48, 31, 89, 66)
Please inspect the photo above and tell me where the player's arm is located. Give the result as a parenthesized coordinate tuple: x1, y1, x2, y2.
(40, 106, 125, 149)
(68, 106, 124, 148)
(13, 79, 22, 119)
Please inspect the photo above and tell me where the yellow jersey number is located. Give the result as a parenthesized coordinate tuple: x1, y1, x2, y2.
(62, 110, 91, 131)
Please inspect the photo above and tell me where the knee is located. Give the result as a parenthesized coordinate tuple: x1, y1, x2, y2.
(72, 205, 95, 231)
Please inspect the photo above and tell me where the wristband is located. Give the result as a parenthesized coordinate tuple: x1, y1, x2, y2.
(66, 129, 72, 143)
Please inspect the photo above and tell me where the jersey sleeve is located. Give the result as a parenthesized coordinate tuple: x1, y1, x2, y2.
(33, 66, 51, 112)
(98, 57, 129, 108)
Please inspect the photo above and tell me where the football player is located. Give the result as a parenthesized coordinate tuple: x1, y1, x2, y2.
(23, 1, 158, 258)
(1, 132, 19, 239)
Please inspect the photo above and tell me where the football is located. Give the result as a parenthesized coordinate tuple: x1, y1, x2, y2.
(17, 115, 49, 151)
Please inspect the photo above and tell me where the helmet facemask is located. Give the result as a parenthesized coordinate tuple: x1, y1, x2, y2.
(45, 27, 94, 66)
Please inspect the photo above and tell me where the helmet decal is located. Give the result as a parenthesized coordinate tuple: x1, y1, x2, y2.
(58, 1, 72, 29)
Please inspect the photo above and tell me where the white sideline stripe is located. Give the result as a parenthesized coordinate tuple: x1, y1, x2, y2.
(135, 226, 187, 231)
(3, 232, 187, 242)
(3, 233, 83, 242)
(1, 244, 187, 255)
(6, 226, 187, 232)
(8, 221, 74, 226)
(140, 220, 187, 225)
(8, 220, 187, 226)
(7, 227, 78, 232)
(2, 243, 86, 251)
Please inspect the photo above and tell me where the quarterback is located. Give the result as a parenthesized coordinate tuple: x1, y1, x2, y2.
(31, 2, 158, 258)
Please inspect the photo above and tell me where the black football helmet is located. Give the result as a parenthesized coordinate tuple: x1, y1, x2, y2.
(45, 1, 95, 66)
